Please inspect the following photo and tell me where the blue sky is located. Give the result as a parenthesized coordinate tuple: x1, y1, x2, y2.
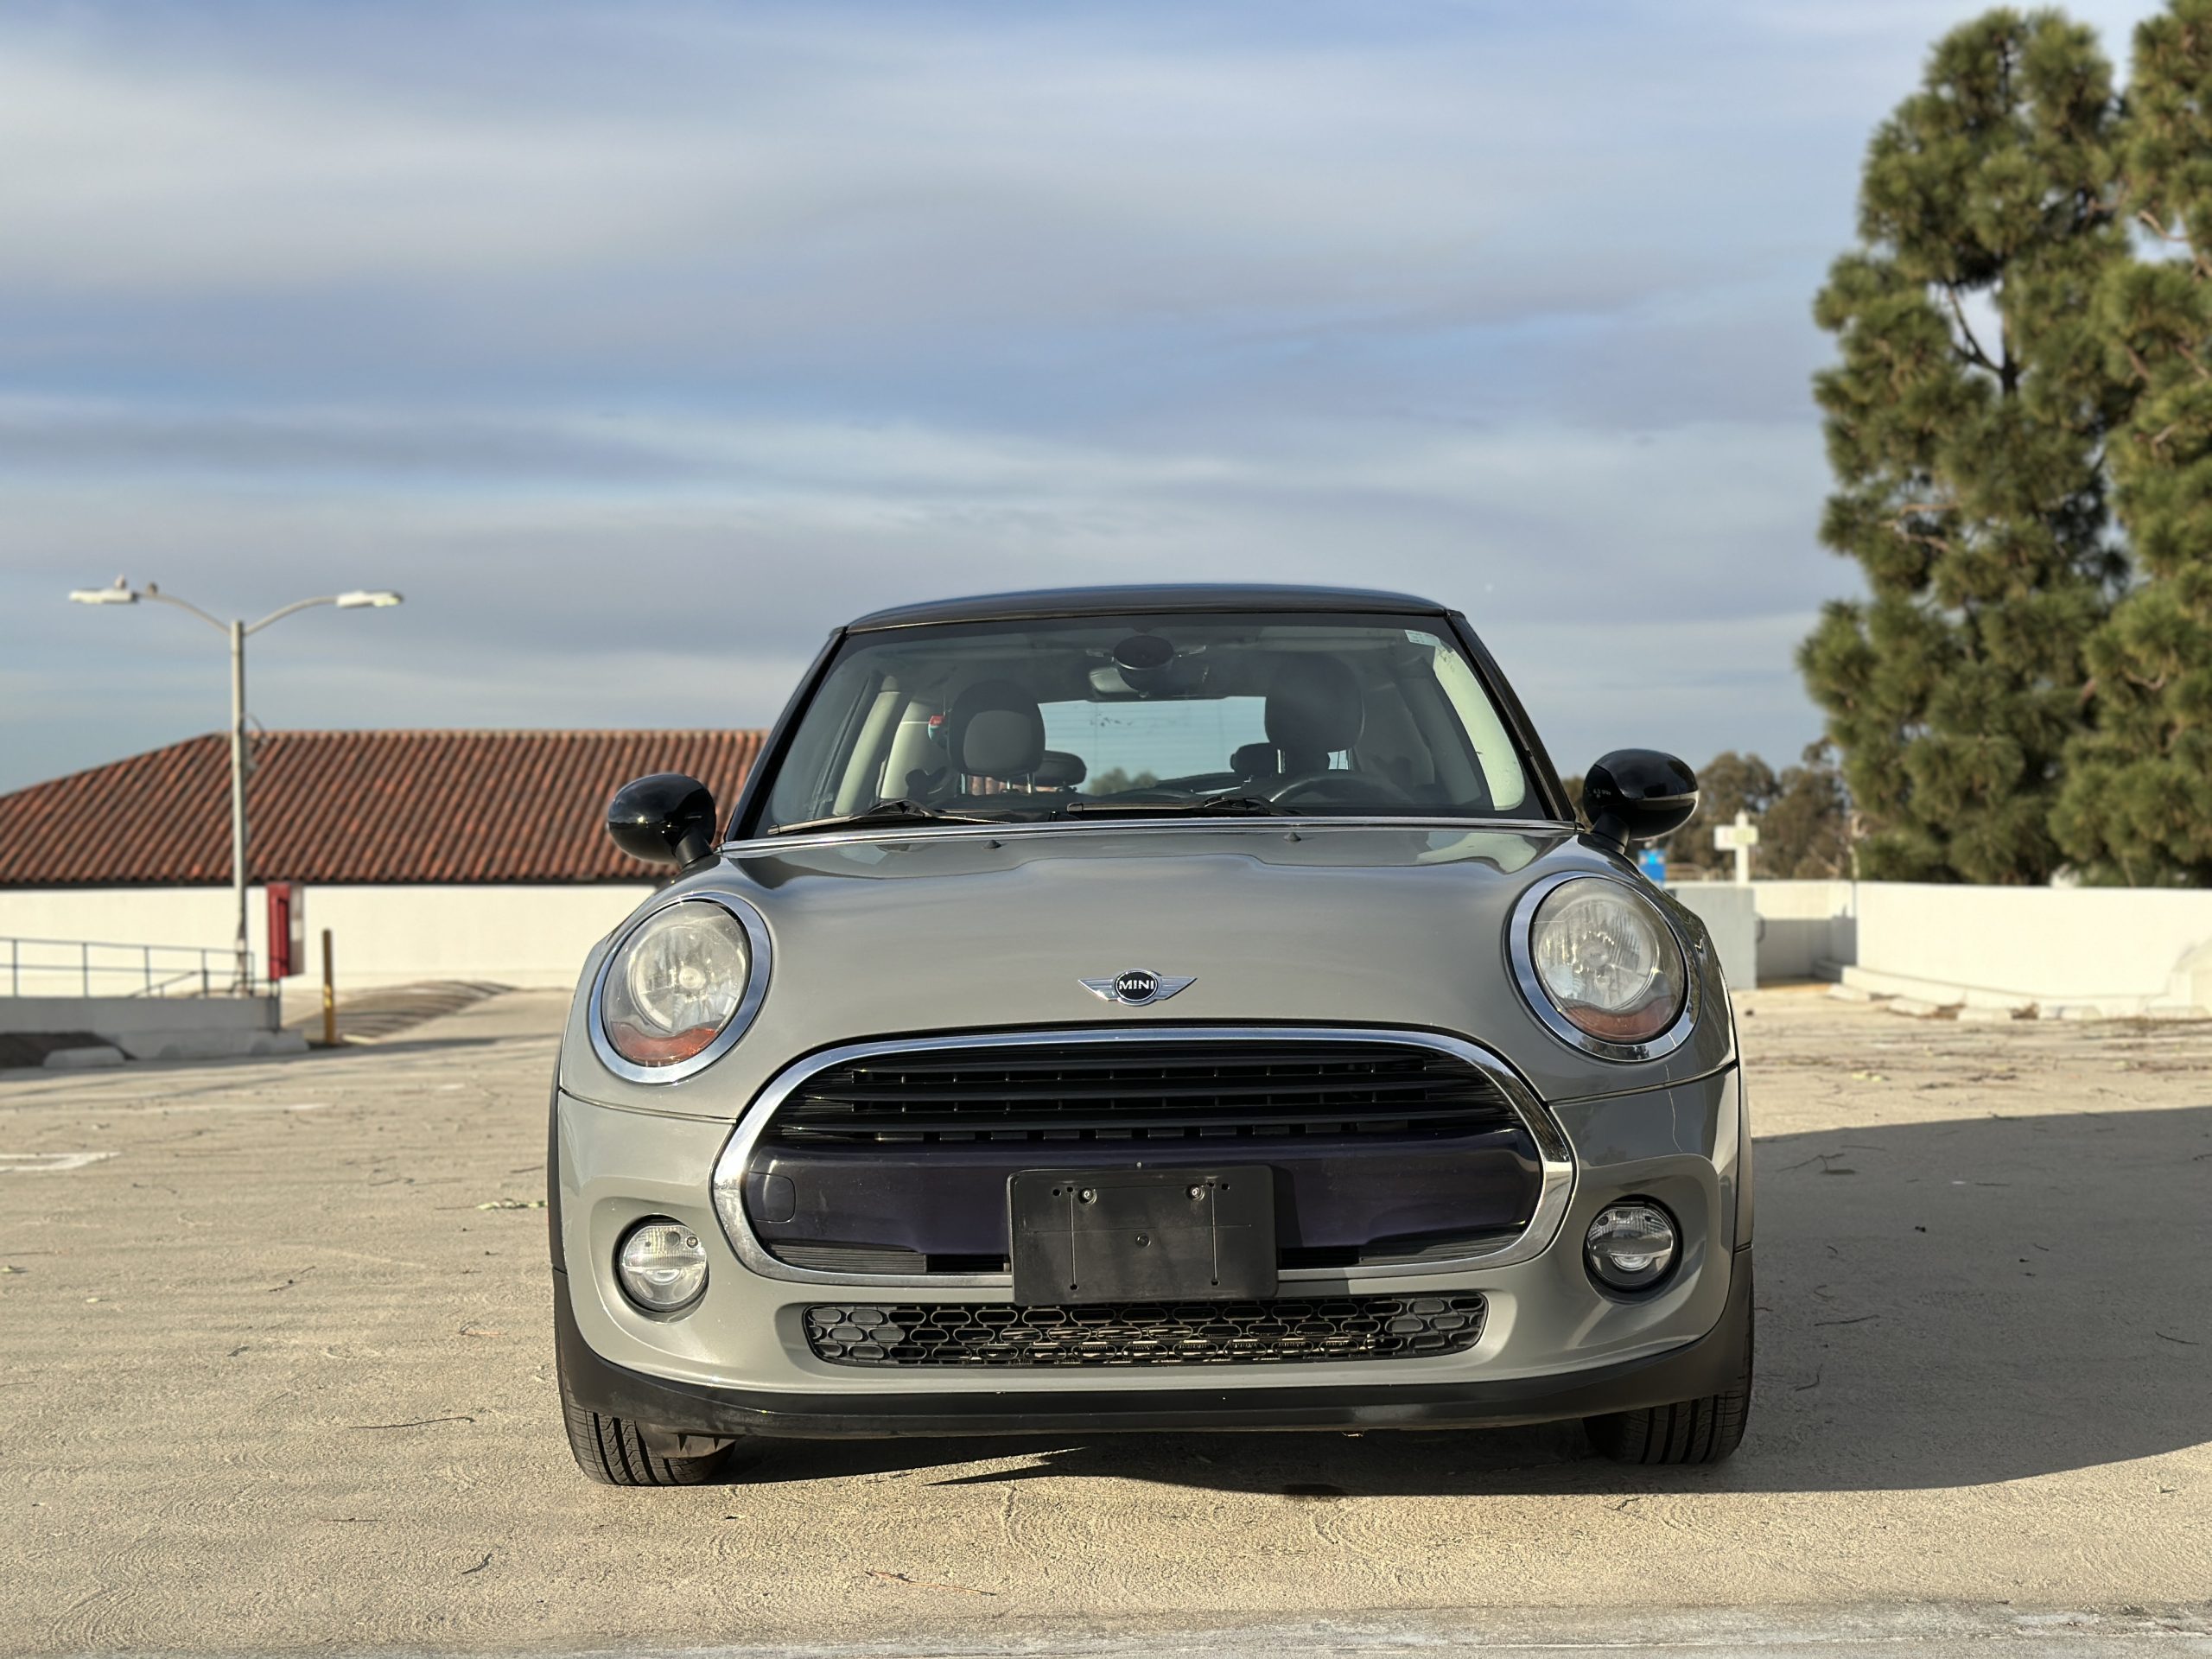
(0, 0, 2161, 792)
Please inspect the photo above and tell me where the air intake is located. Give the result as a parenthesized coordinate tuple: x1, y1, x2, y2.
(766, 1038, 1520, 1147)
(804, 1294, 1489, 1367)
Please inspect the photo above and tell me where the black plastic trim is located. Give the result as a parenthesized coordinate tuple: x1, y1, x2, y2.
(847, 584, 1448, 632)
(552, 1244, 1752, 1440)
(727, 627, 848, 843)
(545, 1073, 564, 1271)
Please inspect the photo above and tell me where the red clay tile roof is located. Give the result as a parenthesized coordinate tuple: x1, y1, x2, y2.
(0, 730, 766, 887)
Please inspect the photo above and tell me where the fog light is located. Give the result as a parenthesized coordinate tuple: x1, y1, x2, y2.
(616, 1219, 709, 1313)
(1585, 1201, 1677, 1292)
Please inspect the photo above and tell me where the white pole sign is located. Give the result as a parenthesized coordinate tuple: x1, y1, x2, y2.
(1713, 811, 1760, 885)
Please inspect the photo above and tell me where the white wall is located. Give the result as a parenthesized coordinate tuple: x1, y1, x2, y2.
(1669, 879, 2212, 1015)
(1669, 879, 1856, 986)
(0, 995, 275, 1034)
(1663, 883, 1759, 990)
(0, 993, 302, 1061)
(1748, 880, 1857, 982)
(0, 884, 655, 993)
(1848, 883, 2212, 1016)
(10, 876, 2211, 1016)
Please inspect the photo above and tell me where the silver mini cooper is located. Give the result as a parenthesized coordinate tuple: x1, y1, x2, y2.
(550, 584, 1751, 1484)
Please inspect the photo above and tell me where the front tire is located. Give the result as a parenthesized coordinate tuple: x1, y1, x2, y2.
(558, 1351, 739, 1486)
(1585, 1261, 1754, 1466)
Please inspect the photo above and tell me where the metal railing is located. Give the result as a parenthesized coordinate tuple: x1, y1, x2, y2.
(2, 937, 258, 1000)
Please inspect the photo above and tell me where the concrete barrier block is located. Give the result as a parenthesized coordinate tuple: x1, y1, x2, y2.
(43, 1044, 127, 1070)
(107, 1028, 305, 1063)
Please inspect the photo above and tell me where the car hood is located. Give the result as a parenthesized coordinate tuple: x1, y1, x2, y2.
(559, 820, 1734, 1115)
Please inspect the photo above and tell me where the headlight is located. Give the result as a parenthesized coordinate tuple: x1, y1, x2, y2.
(1518, 875, 1688, 1053)
(595, 896, 766, 1076)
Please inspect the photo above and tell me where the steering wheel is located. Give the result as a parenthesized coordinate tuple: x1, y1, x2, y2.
(1265, 770, 1412, 806)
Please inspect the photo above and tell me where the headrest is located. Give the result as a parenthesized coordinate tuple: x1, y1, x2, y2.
(947, 679, 1046, 780)
(1034, 749, 1087, 790)
(1230, 741, 1279, 780)
(1264, 656, 1364, 759)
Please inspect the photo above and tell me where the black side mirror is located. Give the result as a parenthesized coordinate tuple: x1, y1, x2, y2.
(607, 773, 719, 868)
(1580, 749, 1698, 853)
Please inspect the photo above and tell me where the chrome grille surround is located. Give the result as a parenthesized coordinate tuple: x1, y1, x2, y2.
(712, 1027, 1575, 1290)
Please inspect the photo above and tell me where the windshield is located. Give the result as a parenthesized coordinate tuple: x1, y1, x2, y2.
(753, 612, 1543, 833)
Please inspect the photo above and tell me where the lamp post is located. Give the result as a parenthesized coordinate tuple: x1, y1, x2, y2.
(67, 578, 403, 995)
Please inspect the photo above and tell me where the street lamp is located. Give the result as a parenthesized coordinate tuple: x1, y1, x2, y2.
(66, 576, 404, 995)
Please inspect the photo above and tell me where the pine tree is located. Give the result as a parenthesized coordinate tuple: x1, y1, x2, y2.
(1799, 10, 2130, 884)
(2054, 0, 2212, 883)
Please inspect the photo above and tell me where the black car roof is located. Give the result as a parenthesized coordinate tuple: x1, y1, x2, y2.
(846, 583, 1452, 632)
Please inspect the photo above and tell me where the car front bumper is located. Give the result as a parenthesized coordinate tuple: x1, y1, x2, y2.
(550, 1033, 1747, 1438)
(553, 1243, 1752, 1438)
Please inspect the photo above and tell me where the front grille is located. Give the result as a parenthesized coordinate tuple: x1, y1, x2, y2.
(804, 1294, 1488, 1367)
(768, 1039, 1517, 1147)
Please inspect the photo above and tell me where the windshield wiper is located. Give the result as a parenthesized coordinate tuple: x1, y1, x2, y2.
(769, 798, 1022, 836)
(1060, 795, 1283, 818)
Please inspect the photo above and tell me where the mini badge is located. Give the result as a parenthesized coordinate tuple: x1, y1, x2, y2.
(1079, 969, 1195, 1007)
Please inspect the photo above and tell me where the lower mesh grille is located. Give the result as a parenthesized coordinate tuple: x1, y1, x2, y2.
(804, 1295, 1487, 1368)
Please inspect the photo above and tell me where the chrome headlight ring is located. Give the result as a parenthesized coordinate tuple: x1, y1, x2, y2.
(1508, 870, 1699, 1063)
(588, 891, 772, 1084)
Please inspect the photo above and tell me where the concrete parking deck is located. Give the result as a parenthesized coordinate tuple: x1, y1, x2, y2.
(1, 988, 2206, 1656)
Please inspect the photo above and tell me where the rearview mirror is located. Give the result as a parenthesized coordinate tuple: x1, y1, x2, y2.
(1580, 750, 1698, 852)
(607, 773, 719, 868)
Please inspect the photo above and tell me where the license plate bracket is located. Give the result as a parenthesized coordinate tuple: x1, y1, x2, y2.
(1008, 1166, 1276, 1306)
